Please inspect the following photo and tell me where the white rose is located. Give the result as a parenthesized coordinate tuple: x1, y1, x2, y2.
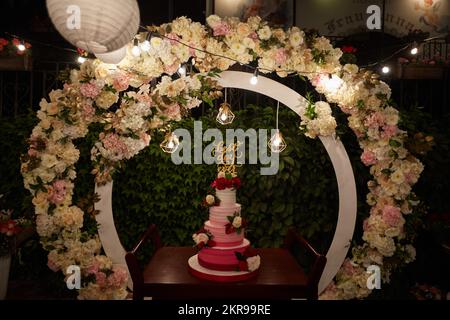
(247, 255, 260, 272)
(194, 233, 209, 245)
(391, 170, 405, 185)
(205, 195, 215, 205)
(41, 154, 58, 169)
(257, 26, 272, 40)
(289, 31, 304, 47)
(232, 216, 242, 228)
(95, 91, 119, 109)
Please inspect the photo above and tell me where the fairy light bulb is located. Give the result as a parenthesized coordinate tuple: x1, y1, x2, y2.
(382, 66, 390, 74)
(160, 132, 180, 154)
(410, 47, 418, 55)
(140, 40, 151, 52)
(216, 103, 235, 125)
(131, 39, 141, 57)
(250, 68, 259, 85)
(17, 41, 26, 51)
(324, 74, 343, 92)
(77, 56, 86, 63)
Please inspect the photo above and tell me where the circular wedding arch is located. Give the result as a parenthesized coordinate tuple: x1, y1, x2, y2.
(94, 70, 358, 294)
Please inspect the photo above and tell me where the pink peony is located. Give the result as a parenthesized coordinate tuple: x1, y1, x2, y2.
(342, 259, 357, 276)
(365, 112, 385, 129)
(107, 266, 128, 287)
(112, 73, 130, 92)
(47, 180, 66, 205)
(274, 48, 288, 65)
(28, 148, 38, 157)
(81, 102, 95, 121)
(213, 22, 231, 36)
(95, 271, 107, 287)
(381, 125, 398, 139)
(248, 32, 258, 40)
(164, 104, 181, 120)
(361, 150, 377, 166)
(102, 133, 128, 155)
(382, 205, 402, 227)
(80, 82, 101, 98)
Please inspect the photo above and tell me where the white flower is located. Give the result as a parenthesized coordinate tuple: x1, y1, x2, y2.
(289, 31, 304, 47)
(247, 255, 260, 272)
(41, 154, 58, 169)
(193, 233, 209, 245)
(343, 64, 359, 74)
(405, 244, 416, 263)
(95, 91, 119, 109)
(206, 15, 222, 29)
(258, 26, 272, 40)
(205, 195, 215, 205)
(232, 216, 242, 228)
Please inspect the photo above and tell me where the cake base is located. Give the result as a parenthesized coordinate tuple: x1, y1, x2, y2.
(188, 255, 258, 282)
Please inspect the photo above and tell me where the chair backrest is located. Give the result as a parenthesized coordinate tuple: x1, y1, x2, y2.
(125, 224, 161, 299)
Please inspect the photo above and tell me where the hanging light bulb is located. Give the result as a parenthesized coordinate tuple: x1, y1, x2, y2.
(77, 56, 87, 64)
(268, 102, 287, 153)
(410, 46, 418, 55)
(160, 132, 180, 154)
(178, 64, 187, 76)
(269, 129, 287, 153)
(216, 103, 235, 125)
(381, 66, 390, 74)
(131, 38, 141, 57)
(250, 68, 259, 85)
(140, 33, 151, 52)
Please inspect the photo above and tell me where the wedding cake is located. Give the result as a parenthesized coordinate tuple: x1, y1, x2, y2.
(187, 172, 261, 282)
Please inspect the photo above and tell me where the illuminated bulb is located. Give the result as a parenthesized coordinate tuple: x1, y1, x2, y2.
(410, 47, 418, 55)
(381, 66, 390, 74)
(17, 43, 26, 51)
(131, 39, 141, 57)
(160, 132, 180, 154)
(216, 102, 235, 125)
(178, 64, 187, 76)
(140, 40, 151, 52)
(250, 69, 259, 85)
(324, 74, 343, 92)
(268, 129, 287, 153)
(77, 56, 86, 64)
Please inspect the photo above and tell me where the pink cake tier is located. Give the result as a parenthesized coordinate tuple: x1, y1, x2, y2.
(198, 239, 250, 271)
(188, 255, 259, 283)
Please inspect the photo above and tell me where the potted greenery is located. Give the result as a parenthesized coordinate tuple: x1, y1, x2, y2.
(0, 196, 29, 300)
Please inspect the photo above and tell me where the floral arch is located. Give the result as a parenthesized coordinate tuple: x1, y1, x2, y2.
(21, 15, 423, 300)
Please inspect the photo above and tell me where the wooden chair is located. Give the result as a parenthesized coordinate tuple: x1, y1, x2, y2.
(125, 225, 327, 300)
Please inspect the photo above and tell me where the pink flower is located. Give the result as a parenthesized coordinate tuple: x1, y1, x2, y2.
(47, 180, 67, 205)
(112, 73, 130, 92)
(381, 125, 398, 139)
(365, 112, 385, 129)
(361, 150, 377, 166)
(342, 259, 356, 276)
(95, 271, 107, 287)
(166, 33, 180, 45)
(274, 48, 288, 65)
(248, 32, 258, 40)
(213, 22, 231, 36)
(382, 205, 402, 227)
(86, 260, 100, 274)
(404, 171, 416, 184)
(81, 102, 95, 121)
(102, 133, 128, 155)
(80, 82, 101, 98)
(164, 62, 180, 75)
(107, 266, 128, 287)
(164, 104, 181, 120)
(28, 148, 38, 157)
(363, 218, 370, 231)
(140, 133, 151, 146)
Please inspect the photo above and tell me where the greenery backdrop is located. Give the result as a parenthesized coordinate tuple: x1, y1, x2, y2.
(1, 103, 449, 298)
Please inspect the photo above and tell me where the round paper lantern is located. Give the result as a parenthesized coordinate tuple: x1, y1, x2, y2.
(95, 45, 128, 64)
(46, 0, 140, 54)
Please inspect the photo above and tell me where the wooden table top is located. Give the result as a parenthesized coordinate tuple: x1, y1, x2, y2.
(142, 247, 309, 300)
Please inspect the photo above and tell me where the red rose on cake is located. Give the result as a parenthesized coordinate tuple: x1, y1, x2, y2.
(211, 172, 241, 190)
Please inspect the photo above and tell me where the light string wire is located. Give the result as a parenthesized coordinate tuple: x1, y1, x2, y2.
(276, 101, 280, 130)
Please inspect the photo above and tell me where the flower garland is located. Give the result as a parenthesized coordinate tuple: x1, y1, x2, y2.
(21, 15, 424, 299)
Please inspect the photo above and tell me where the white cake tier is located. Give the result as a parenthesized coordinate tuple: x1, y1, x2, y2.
(209, 204, 241, 226)
(216, 188, 236, 207)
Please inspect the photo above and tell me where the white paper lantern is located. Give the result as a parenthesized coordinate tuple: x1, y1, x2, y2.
(46, 0, 140, 54)
(95, 45, 127, 64)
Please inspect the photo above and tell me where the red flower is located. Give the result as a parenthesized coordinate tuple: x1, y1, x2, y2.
(225, 223, 235, 234)
(25, 42, 31, 49)
(342, 45, 357, 54)
(238, 260, 249, 271)
(12, 38, 20, 46)
(0, 38, 8, 46)
(232, 177, 241, 189)
(211, 177, 242, 190)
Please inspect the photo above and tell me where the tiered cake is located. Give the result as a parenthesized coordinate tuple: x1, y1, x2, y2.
(188, 174, 260, 282)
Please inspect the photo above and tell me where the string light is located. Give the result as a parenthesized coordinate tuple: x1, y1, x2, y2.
(410, 44, 419, 55)
(77, 56, 87, 64)
(131, 38, 141, 57)
(250, 68, 259, 85)
(160, 132, 180, 153)
(381, 66, 390, 74)
(177, 64, 187, 76)
(16, 40, 26, 52)
(268, 102, 287, 153)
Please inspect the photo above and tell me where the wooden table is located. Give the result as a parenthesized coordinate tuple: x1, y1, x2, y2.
(141, 247, 311, 300)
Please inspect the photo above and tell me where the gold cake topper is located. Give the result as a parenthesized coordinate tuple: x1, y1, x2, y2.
(213, 141, 242, 176)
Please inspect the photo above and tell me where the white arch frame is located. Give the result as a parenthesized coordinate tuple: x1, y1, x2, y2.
(95, 71, 358, 294)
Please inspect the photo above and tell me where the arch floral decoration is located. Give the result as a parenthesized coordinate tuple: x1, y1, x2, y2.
(21, 15, 423, 300)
